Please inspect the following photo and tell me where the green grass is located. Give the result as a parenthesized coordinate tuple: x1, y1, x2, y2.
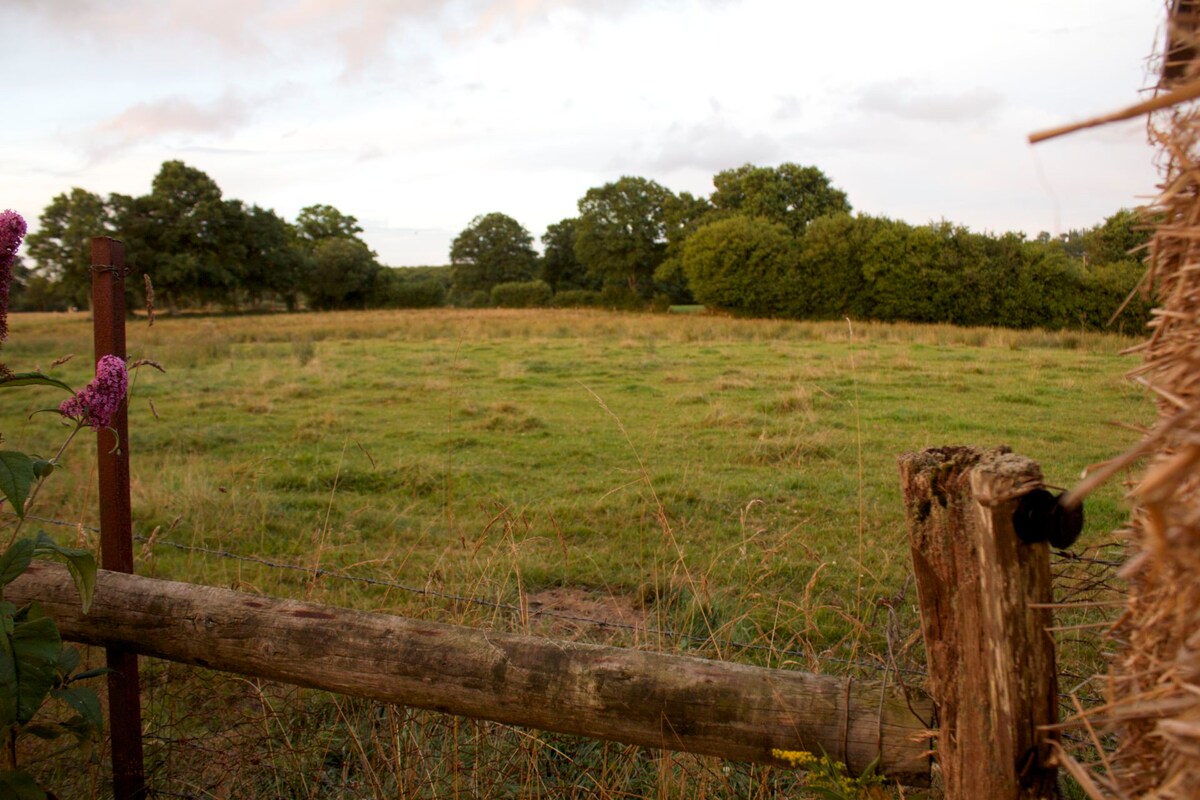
(0, 308, 1149, 796)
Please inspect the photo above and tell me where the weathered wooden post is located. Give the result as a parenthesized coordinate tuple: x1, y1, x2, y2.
(898, 446, 1058, 799)
(91, 237, 146, 800)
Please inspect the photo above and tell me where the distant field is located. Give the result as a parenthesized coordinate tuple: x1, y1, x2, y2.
(0, 309, 1149, 666)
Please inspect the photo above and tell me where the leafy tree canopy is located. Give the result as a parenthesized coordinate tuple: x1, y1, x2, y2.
(296, 204, 365, 247)
(308, 237, 380, 310)
(223, 202, 312, 310)
(125, 161, 233, 309)
(24, 188, 111, 309)
(682, 214, 795, 315)
(711, 163, 850, 236)
(574, 176, 675, 296)
(1084, 208, 1150, 266)
(539, 217, 595, 291)
(450, 212, 537, 296)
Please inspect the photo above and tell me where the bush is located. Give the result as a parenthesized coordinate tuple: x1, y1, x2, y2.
(551, 289, 601, 308)
(491, 280, 552, 308)
(682, 214, 796, 315)
(597, 285, 646, 310)
(373, 275, 446, 308)
(450, 289, 492, 308)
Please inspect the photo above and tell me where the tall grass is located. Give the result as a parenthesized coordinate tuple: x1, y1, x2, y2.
(0, 308, 1146, 797)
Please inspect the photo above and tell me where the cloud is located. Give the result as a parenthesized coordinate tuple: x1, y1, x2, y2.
(857, 80, 1005, 123)
(88, 92, 252, 156)
(644, 116, 783, 173)
(12, 0, 430, 81)
(11, 0, 740, 92)
(12, 0, 269, 54)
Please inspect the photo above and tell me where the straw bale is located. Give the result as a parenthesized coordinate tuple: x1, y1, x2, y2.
(1045, 4, 1200, 796)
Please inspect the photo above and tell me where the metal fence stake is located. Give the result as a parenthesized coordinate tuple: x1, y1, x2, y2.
(91, 237, 146, 800)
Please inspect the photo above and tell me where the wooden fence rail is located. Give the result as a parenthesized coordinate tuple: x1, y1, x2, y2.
(9, 562, 933, 786)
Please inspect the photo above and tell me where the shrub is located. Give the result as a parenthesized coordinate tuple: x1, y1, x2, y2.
(383, 278, 446, 308)
(451, 289, 492, 308)
(491, 280, 552, 308)
(682, 214, 796, 316)
(551, 289, 601, 308)
(597, 284, 646, 310)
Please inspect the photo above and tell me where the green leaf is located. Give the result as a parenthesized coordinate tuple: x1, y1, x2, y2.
(56, 644, 81, 677)
(0, 604, 62, 728)
(857, 755, 881, 781)
(0, 770, 47, 800)
(58, 714, 96, 742)
(0, 372, 75, 394)
(33, 533, 96, 614)
(29, 460, 53, 479)
(69, 666, 112, 683)
(51, 685, 103, 730)
(0, 453, 37, 519)
(0, 540, 35, 589)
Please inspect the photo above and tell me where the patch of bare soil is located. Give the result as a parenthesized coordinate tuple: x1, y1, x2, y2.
(525, 587, 645, 641)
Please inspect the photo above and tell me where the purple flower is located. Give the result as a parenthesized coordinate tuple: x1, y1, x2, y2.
(0, 210, 27, 343)
(60, 355, 129, 430)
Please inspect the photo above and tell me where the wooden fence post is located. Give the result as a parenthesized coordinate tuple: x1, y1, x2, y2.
(898, 446, 1059, 799)
(91, 237, 145, 800)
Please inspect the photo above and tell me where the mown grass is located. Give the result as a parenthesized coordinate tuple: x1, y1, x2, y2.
(0, 308, 1149, 797)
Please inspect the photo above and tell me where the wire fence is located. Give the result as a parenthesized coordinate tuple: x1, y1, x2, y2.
(11, 510, 1126, 797)
(18, 512, 925, 678)
(17, 510, 1124, 695)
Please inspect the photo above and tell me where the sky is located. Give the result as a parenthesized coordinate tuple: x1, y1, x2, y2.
(4, 0, 1165, 267)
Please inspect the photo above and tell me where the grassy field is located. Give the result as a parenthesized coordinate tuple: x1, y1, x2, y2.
(0, 308, 1150, 797)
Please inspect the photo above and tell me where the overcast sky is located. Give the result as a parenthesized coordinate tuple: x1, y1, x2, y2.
(5, 0, 1163, 267)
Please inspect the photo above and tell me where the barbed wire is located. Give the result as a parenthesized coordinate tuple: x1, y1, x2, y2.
(16, 511, 923, 677)
(15, 510, 1123, 706)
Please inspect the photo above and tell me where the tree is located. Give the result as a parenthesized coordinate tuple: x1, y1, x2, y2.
(122, 160, 238, 310)
(1084, 208, 1150, 266)
(574, 176, 675, 296)
(857, 217, 914, 322)
(449, 212, 537, 297)
(308, 238, 380, 310)
(225, 202, 311, 310)
(24, 188, 111, 309)
(539, 218, 595, 291)
(296, 204, 365, 246)
(654, 191, 715, 303)
(681, 214, 796, 315)
(711, 163, 850, 236)
(792, 213, 878, 319)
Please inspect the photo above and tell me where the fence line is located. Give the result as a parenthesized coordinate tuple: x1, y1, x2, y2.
(17, 508, 1115, 759)
(10, 561, 936, 784)
(17, 512, 928, 678)
(15, 510, 1120, 713)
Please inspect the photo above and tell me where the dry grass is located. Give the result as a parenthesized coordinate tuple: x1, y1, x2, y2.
(1049, 9, 1200, 796)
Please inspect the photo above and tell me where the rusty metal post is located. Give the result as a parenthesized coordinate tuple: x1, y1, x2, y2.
(91, 237, 146, 800)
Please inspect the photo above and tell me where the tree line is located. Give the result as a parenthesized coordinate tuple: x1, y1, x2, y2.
(16, 159, 1151, 331)
(16, 160, 435, 314)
